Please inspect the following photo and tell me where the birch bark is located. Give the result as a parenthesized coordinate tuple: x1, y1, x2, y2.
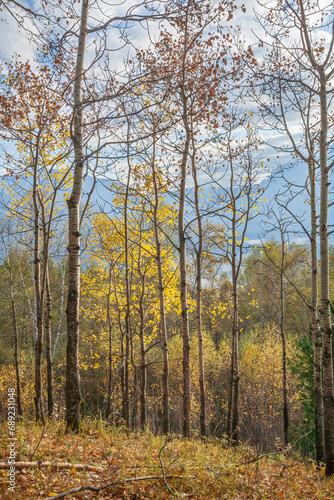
(9, 266, 23, 417)
(151, 136, 170, 434)
(178, 0, 192, 438)
(318, 71, 334, 475)
(32, 135, 45, 424)
(65, 0, 89, 430)
(191, 135, 206, 437)
(309, 152, 325, 463)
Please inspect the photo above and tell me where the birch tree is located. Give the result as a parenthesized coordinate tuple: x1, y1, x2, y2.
(0, 57, 73, 422)
(255, 0, 334, 473)
(140, 0, 241, 437)
(52, 0, 177, 430)
(257, 79, 325, 461)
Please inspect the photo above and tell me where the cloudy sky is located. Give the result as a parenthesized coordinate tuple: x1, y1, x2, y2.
(0, 0, 263, 63)
(1, 0, 333, 244)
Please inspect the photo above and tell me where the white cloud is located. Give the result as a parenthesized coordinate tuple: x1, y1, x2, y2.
(0, 13, 36, 61)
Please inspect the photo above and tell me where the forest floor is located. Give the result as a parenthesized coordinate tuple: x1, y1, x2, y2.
(0, 419, 333, 499)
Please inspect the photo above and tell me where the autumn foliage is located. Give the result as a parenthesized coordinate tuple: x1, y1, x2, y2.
(0, 0, 334, 496)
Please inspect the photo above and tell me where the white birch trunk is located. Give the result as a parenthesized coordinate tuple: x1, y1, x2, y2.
(65, 0, 89, 430)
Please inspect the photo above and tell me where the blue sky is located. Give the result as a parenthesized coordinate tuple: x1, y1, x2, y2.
(1, 0, 333, 246)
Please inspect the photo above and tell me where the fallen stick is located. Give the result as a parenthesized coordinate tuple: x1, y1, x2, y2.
(45, 474, 195, 500)
(29, 419, 52, 461)
(237, 431, 312, 466)
(159, 441, 175, 496)
(0, 461, 104, 472)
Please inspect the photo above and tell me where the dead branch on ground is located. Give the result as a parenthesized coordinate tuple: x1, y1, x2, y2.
(159, 440, 176, 496)
(44, 473, 195, 499)
(0, 461, 104, 471)
(237, 431, 312, 466)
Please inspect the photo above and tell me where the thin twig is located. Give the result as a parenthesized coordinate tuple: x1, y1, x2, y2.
(279, 462, 301, 477)
(29, 420, 52, 461)
(237, 431, 312, 466)
(159, 441, 175, 496)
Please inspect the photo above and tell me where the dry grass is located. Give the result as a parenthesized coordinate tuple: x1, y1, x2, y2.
(0, 419, 333, 499)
